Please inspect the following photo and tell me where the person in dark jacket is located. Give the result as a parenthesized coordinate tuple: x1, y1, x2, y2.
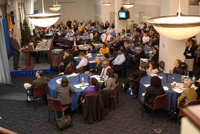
(132, 45, 146, 70)
(58, 50, 73, 72)
(87, 44, 96, 53)
(173, 59, 184, 75)
(122, 63, 147, 98)
(64, 60, 77, 74)
(85, 57, 102, 75)
(141, 76, 165, 110)
(72, 46, 80, 57)
(147, 47, 158, 63)
(70, 36, 79, 49)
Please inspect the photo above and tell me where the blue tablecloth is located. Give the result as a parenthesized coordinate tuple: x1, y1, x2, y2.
(131, 47, 152, 58)
(65, 36, 90, 43)
(74, 53, 114, 71)
(48, 73, 90, 111)
(139, 73, 183, 111)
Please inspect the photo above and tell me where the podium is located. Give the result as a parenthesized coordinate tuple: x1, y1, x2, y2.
(21, 44, 35, 70)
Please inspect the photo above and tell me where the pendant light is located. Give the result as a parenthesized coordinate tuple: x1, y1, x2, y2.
(103, 2, 111, 6)
(123, 0, 134, 9)
(26, 0, 62, 27)
(147, 0, 200, 40)
(49, 0, 61, 11)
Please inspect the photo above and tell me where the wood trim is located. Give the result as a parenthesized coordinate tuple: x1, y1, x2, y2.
(0, 127, 18, 134)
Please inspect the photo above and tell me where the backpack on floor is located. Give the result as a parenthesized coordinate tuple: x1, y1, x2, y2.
(127, 86, 134, 96)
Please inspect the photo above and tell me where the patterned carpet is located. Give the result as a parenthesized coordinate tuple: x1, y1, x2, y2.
(0, 68, 182, 134)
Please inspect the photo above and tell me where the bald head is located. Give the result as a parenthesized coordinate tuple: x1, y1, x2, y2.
(102, 60, 109, 68)
(94, 57, 101, 64)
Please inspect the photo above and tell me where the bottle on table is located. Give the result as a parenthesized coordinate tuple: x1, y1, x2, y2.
(88, 73, 90, 83)
(187, 71, 189, 78)
(192, 76, 196, 83)
(82, 77, 84, 85)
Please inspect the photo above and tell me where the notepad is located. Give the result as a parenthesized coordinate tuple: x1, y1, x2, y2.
(144, 84, 150, 87)
(74, 83, 89, 88)
(56, 78, 62, 85)
(89, 60, 95, 63)
(66, 73, 78, 78)
(74, 57, 79, 59)
(163, 86, 169, 91)
(141, 58, 148, 62)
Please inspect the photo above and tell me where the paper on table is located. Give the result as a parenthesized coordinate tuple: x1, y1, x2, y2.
(148, 50, 152, 53)
(66, 73, 78, 78)
(173, 88, 183, 93)
(144, 84, 150, 87)
(91, 75, 100, 81)
(151, 74, 158, 77)
(89, 60, 94, 63)
(74, 83, 89, 88)
(158, 76, 163, 79)
(74, 57, 79, 59)
(81, 86, 87, 90)
(97, 54, 103, 56)
(163, 86, 169, 90)
(141, 58, 148, 63)
(56, 78, 62, 85)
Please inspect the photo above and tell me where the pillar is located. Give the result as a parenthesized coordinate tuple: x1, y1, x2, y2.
(159, 0, 189, 73)
(24, 0, 34, 35)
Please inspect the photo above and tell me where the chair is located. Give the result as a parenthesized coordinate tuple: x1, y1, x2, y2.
(183, 70, 187, 75)
(47, 97, 71, 122)
(113, 61, 127, 77)
(187, 100, 200, 106)
(142, 93, 168, 124)
(110, 82, 119, 110)
(80, 41, 88, 45)
(27, 84, 47, 111)
(114, 73, 118, 81)
(158, 61, 165, 73)
(52, 74, 62, 78)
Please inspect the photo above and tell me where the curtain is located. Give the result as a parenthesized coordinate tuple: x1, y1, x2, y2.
(0, 18, 12, 85)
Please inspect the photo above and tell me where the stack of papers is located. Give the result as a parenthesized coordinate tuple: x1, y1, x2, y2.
(144, 84, 150, 87)
(163, 86, 169, 91)
(66, 73, 78, 78)
(158, 76, 163, 79)
(141, 58, 148, 63)
(173, 88, 184, 93)
(89, 60, 95, 63)
(56, 78, 62, 85)
(90, 75, 104, 82)
(97, 54, 103, 56)
(74, 57, 79, 59)
(74, 83, 89, 90)
(151, 74, 158, 77)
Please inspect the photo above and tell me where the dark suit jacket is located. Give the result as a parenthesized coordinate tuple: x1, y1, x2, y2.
(55, 85, 75, 105)
(173, 66, 184, 75)
(72, 51, 80, 57)
(126, 46, 131, 54)
(145, 86, 165, 106)
(27, 76, 48, 96)
(63, 54, 74, 69)
(10, 37, 20, 55)
(135, 49, 145, 58)
(132, 70, 147, 80)
(150, 52, 158, 62)
(90, 62, 102, 75)
(61, 30, 68, 37)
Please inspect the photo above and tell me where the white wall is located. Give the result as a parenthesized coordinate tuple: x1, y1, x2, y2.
(101, 0, 115, 23)
(0, 0, 6, 5)
(34, 0, 95, 25)
(94, 0, 102, 22)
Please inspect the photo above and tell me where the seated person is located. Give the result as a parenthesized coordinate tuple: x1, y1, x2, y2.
(146, 61, 158, 75)
(173, 59, 184, 75)
(93, 32, 100, 43)
(58, 50, 73, 73)
(142, 33, 150, 44)
(146, 47, 159, 63)
(85, 57, 102, 75)
(131, 45, 146, 69)
(99, 44, 109, 54)
(29, 36, 40, 63)
(55, 78, 75, 116)
(177, 78, 198, 116)
(65, 29, 74, 37)
(141, 76, 165, 110)
(124, 41, 131, 54)
(70, 36, 79, 48)
(64, 60, 77, 74)
(122, 63, 147, 98)
(101, 32, 112, 42)
(129, 39, 135, 50)
(103, 53, 109, 61)
(110, 30, 116, 38)
(87, 44, 96, 53)
(35, 33, 42, 43)
(24, 70, 48, 103)
(121, 29, 126, 36)
(81, 78, 101, 97)
(108, 37, 115, 48)
(78, 23, 83, 31)
(76, 52, 88, 71)
(83, 29, 88, 37)
(107, 25, 113, 33)
(135, 37, 143, 47)
(87, 24, 93, 31)
(72, 46, 80, 57)
(112, 50, 126, 65)
(88, 30, 94, 41)
(110, 37, 121, 54)
(100, 60, 111, 81)
(102, 68, 116, 90)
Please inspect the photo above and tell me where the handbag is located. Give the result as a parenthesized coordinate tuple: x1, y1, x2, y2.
(51, 100, 73, 129)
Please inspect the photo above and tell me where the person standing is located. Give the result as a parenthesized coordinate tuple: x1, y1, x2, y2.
(10, 31, 21, 70)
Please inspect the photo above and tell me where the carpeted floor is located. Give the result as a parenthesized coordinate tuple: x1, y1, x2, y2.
(1, 64, 195, 134)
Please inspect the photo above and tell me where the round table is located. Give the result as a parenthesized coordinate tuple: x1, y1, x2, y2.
(74, 53, 114, 71)
(65, 36, 90, 43)
(131, 47, 152, 58)
(48, 73, 90, 111)
(139, 73, 182, 111)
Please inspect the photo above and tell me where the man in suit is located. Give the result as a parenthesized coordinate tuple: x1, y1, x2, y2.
(100, 60, 111, 81)
(58, 50, 73, 73)
(110, 37, 121, 55)
(124, 41, 131, 54)
(85, 57, 102, 75)
(10, 31, 21, 70)
(24, 70, 49, 103)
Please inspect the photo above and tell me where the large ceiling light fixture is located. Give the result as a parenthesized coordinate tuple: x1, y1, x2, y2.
(147, 0, 200, 40)
(26, 0, 62, 27)
(123, 0, 134, 9)
(49, 0, 61, 11)
(103, 2, 111, 6)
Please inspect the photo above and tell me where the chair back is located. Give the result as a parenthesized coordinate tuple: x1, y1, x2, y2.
(137, 77, 142, 84)
(114, 73, 118, 81)
(181, 62, 188, 70)
(47, 97, 63, 112)
(83, 66, 87, 72)
(53, 74, 61, 78)
(113, 82, 119, 98)
(58, 37, 64, 43)
(34, 84, 47, 99)
(159, 61, 165, 70)
(187, 100, 200, 106)
(153, 93, 168, 109)
(183, 70, 187, 75)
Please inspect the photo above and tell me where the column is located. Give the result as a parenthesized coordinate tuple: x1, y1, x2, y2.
(25, 0, 34, 34)
(159, 0, 188, 73)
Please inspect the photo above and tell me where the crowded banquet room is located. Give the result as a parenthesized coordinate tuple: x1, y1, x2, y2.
(1, 0, 200, 133)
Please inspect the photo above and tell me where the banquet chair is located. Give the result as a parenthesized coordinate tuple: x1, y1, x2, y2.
(80, 41, 88, 45)
(158, 61, 165, 73)
(187, 100, 200, 106)
(47, 97, 71, 122)
(142, 93, 168, 124)
(27, 84, 47, 111)
(113, 61, 127, 77)
(110, 82, 119, 110)
(53, 74, 62, 78)
(114, 73, 118, 81)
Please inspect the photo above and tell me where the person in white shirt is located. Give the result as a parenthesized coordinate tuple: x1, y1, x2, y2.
(107, 25, 113, 34)
(138, 22, 145, 30)
(142, 33, 150, 44)
(112, 50, 126, 65)
(100, 60, 111, 81)
(65, 29, 74, 37)
(88, 30, 94, 41)
(76, 52, 88, 69)
(101, 32, 112, 42)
